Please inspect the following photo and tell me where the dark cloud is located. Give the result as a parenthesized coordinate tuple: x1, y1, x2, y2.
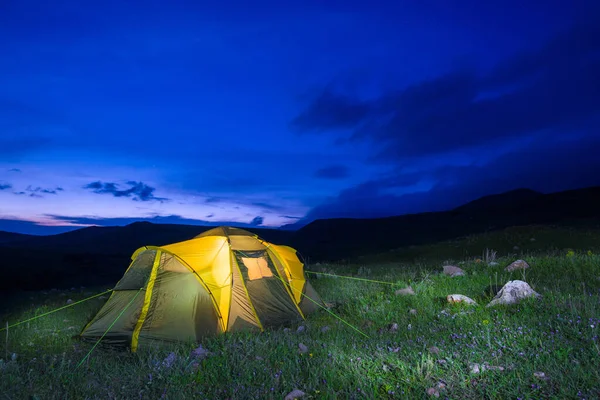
(23, 185, 63, 196)
(292, 17, 600, 160)
(251, 202, 286, 212)
(83, 181, 168, 202)
(0, 183, 12, 190)
(303, 131, 600, 222)
(250, 216, 264, 226)
(290, 90, 374, 132)
(315, 165, 350, 180)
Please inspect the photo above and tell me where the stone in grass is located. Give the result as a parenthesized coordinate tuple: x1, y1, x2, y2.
(408, 309, 418, 315)
(469, 363, 481, 374)
(486, 280, 541, 307)
(428, 346, 440, 355)
(443, 265, 465, 277)
(285, 389, 306, 400)
(426, 387, 440, 397)
(388, 323, 399, 332)
(534, 371, 550, 381)
(298, 343, 309, 354)
(446, 294, 477, 305)
(395, 286, 416, 296)
(505, 259, 530, 272)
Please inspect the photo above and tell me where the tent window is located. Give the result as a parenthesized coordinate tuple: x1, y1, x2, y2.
(241, 256, 273, 280)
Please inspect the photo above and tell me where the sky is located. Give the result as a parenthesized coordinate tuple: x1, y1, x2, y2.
(1, 0, 599, 235)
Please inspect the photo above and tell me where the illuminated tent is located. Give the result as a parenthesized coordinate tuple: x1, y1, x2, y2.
(80, 227, 324, 351)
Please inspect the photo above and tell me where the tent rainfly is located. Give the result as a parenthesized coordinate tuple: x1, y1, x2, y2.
(80, 227, 324, 351)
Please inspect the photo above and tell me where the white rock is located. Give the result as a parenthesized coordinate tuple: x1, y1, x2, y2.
(447, 294, 477, 305)
(395, 286, 416, 296)
(487, 280, 541, 307)
(285, 389, 306, 400)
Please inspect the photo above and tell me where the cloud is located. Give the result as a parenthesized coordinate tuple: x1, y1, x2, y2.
(8, 168, 21, 173)
(0, 183, 12, 190)
(13, 185, 65, 198)
(26, 185, 63, 195)
(292, 17, 600, 161)
(250, 216, 264, 226)
(290, 90, 375, 132)
(315, 165, 350, 180)
(83, 181, 168, 202)
(302, 130, 600, 222)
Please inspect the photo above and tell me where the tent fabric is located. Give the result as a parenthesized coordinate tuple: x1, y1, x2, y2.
(80, 226, 324, 351)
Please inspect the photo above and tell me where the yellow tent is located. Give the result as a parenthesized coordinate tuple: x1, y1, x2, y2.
(80, 226, 324, 351)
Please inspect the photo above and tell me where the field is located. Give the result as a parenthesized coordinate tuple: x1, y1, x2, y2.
(1, 225, 599, 399)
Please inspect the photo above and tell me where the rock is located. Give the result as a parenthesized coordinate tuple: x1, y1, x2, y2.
(66, 299, 73, 304)
(408, 309, 418, 315)
(505, 259, 530, 272)
(428, 346, 440, 355)
(395, 286, 415, 296)
(388, 323, 399, 332)
(426, 387, 440, 397)
(534, 371, 549, 380)
(486, 280, 541, 307)
(296, 325, 306, 333)
(284, 389, 306, 400)
(443, 265, 465, 277)
(298, 343, 308, 354)
(469, 363, 481, 374)
(447, 294, 477, 305)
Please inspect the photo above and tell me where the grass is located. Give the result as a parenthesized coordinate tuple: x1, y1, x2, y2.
(1, 225, 600, 399)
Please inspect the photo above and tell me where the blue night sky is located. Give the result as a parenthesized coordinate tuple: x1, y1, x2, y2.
(1, 0, 599, 234)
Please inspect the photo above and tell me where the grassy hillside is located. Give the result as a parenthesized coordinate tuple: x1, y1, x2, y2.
(1, 226, 599, 399)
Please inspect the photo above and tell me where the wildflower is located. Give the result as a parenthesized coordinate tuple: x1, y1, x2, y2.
(566, 250, 575, 257)
(482, 319, 490, 326)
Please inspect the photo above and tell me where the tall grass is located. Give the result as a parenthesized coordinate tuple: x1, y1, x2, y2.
(1, 226, 599, 399)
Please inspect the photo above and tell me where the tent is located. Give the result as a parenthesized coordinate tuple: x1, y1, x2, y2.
(80, 226, 324, 351)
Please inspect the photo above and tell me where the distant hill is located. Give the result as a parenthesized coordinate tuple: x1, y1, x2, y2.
(454, 188, 543, 212)
(0, 231, 34, 244)
(1, 185, 599, 290)
(289, 186, 600, 261)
